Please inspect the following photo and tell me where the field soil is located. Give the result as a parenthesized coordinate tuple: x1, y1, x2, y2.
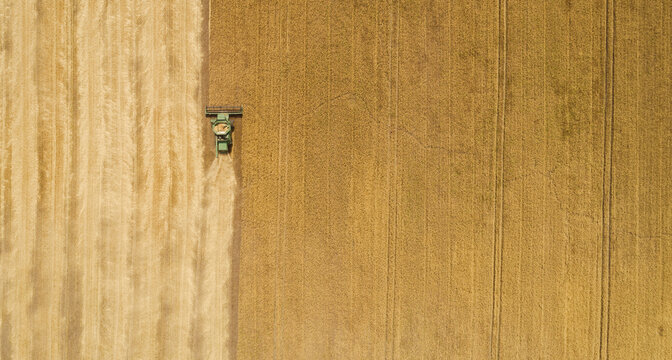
(209, 0, 672, 359)
(0, 0, 238, 359)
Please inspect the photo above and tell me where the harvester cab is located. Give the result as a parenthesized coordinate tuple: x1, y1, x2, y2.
(205, 106, 243, 156)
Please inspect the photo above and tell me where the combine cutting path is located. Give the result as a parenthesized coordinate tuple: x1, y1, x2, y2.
(0, 1, 237, 359)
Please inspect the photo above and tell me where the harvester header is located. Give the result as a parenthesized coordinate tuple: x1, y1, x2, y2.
(205, 105, 243, 115)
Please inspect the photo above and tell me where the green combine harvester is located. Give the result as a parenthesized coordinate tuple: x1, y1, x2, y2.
(205, 105, 243, 156)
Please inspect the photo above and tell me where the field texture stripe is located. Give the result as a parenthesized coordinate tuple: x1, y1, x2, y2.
(491, 0, 507, 357)
(599, 0, 615, 358)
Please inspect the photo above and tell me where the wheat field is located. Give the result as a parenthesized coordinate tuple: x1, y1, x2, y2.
(2, 0, 672, 359)
(211, 0, 672, 358)
(0, 0, 238, 359)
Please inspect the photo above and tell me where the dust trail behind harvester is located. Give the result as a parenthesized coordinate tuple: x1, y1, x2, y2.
(197, 157, 238, 359)
(0, 0, 238, 358)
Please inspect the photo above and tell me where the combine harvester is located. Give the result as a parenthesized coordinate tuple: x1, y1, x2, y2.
(205, 105, 243, 156)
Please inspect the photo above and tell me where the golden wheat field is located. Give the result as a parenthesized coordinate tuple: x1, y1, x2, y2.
(0, 0, 671, 359)
(212, 0, 672, 359)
